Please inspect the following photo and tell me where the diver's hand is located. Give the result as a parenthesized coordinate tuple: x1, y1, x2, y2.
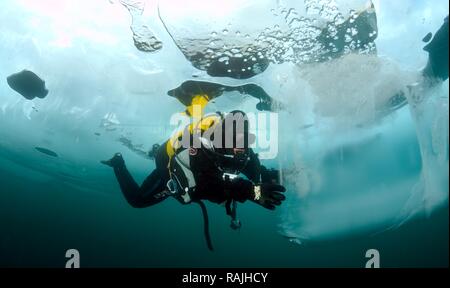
(251, 183, 286, 210)
(101, 153, 125, 168)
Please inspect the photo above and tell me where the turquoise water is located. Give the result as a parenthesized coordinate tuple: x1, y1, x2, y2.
(0, 163, 447, 267)
(0, 0, 448, 267)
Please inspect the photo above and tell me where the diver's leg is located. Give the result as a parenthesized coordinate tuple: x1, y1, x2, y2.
(101, 153, 136, 195)
(102, 153, 170, 208)
(125, 168, 170, 208)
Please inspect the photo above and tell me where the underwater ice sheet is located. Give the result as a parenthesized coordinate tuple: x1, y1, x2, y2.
(158, 0, 378, 78)
(120, 0, 163, 53)
(0, 0, 448, 249)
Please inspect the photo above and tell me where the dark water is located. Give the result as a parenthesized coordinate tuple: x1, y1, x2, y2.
(0, 165, 447, 268)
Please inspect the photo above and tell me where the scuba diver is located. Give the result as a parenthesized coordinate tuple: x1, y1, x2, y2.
(102, 109, 286, 250)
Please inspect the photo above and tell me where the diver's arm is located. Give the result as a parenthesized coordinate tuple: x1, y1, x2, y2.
(191, 170, 286, 209)
(191, 176, 231, 204)
(192, 171, 286, 210)
(229, 150, 287, 209)
(222, 177, 286, 210)
(241, 149, 262, 183)
(190, 169, 257, 204)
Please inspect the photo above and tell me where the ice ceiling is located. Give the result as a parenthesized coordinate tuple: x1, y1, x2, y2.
(0, 0, 448, 241)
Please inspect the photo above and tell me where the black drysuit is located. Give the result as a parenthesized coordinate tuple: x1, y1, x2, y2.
(112, 141, 261, 208)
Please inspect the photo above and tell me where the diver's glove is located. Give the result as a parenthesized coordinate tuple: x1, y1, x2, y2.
(225, 177, 286, 210)
(251, 183, 286, 210)
(100, 153, 125, 168)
